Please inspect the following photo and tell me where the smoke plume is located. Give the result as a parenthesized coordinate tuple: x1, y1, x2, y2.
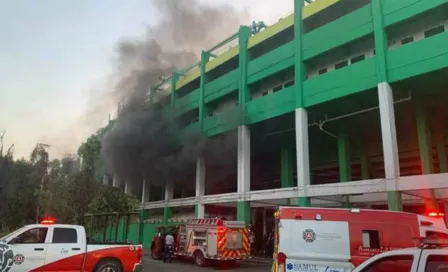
(101, 0, 248, 189)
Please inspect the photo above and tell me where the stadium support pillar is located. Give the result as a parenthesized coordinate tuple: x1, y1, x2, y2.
(294, 0, 310, 207)
(378, 83, 402, 211)
(295, 109, 311, 207)
(237, 125, 251, 223)
(195, 157, 205, 218)
(281, 146, 294, 205)
(281, 146, 294, 188)
(360, 145, 371, 179)
(373, 0, 402, 211)
(338, 127, 351, 182)
(102, 175, 109, 185)
(163, 182, 173, 224)
(237, 25, 251, 225)
(338, 127, 351, 208)
(437, 132, 448, 173)
(416, 104, 438, 210)
(112, 175, 119, 188)
(124, 181, 133, 195)
(139, 180, 150, 244)
(141, 179, 150, 203)
(199, 52, 210, 130)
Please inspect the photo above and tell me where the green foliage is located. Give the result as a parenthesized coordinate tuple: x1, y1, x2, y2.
(78, 135, 101, 172)
(0, 131, 139, 234)
(89, 185, 140, 213)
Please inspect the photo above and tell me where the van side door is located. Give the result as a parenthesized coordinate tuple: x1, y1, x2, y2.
(44, 226, 86, 271)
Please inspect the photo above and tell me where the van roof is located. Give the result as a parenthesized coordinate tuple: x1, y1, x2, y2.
(277, 207, 421, 223)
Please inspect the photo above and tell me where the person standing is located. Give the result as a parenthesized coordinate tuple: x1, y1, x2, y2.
(164, 232, 174, 263)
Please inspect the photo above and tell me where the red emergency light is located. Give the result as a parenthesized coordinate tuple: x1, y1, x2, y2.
(427, 212, 445, 218)
(41, 216, 56, 224)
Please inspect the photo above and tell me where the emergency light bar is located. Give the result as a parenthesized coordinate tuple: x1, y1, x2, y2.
(415, 237, 448, 247)
(427, 212, 445, 217)
(41, 216, 56, 225)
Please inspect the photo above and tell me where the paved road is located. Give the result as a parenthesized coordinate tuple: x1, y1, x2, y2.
(142, 257, 271, 272)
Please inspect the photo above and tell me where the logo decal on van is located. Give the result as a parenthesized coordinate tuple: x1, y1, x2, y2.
(302, 229, 316, 243)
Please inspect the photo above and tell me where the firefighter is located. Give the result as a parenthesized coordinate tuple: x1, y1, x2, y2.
(163, 231, 174, 263)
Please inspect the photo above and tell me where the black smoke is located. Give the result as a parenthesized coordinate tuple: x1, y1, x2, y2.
(100, 0, 247, 189)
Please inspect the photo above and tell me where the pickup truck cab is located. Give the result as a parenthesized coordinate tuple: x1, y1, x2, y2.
(0, 219, 143, 272)
(352, 238, 448, 272)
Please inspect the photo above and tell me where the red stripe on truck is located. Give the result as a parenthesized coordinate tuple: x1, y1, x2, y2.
(31, 245, 141, 272)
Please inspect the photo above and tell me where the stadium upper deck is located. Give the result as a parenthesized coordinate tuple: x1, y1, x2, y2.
(104, 0, 448, 224)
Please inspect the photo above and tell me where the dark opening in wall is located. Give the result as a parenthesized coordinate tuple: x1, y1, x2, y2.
(207, 56, 239, 82)
(401, 36, 414, 45)
(177, 78, 200, 98)
(178, 108, 199, 126)
(206, 92, 238, 117)
(350, 54, 366, 64)
(249, 27, 294, 60)
(424, 25, 445, 38)
(303, 0, 371, 33)
(318, 68, 328, 75)
(335, 60, 349, 70)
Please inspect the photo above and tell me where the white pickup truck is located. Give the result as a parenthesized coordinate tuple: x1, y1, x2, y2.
(352, 239, 448, 272)
(0, 220, 143, 272)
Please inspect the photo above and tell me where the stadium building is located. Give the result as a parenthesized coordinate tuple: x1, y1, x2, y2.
(100, 0, 448, 242)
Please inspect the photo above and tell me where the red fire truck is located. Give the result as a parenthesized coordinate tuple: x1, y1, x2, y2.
(271, 207, 448, 272)
(151, 218, 251, 266)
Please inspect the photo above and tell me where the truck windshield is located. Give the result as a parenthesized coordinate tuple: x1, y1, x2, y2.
(0, 228, 23, 242)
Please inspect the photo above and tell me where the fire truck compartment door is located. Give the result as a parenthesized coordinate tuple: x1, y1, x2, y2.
(207, 232, 218, 256)
(226, 231, 242, 249)
(279, 219, 350, 262)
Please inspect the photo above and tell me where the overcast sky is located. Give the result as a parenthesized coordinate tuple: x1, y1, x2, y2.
(0, 0, 293, 159)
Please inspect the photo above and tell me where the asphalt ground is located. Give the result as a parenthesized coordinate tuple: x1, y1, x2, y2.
(142, 256, 271, 272)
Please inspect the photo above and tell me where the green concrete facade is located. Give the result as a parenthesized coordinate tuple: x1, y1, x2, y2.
(108, 0, 448, 225)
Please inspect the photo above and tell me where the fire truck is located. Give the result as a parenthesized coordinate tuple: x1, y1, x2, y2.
(151, 218, 251, 266)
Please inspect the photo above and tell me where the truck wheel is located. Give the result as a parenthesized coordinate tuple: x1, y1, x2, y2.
(95, 259, 122, 272)
(194, 250, 206, 267)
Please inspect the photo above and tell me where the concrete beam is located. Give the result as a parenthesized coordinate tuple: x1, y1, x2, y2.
(141, 173, 448, 209)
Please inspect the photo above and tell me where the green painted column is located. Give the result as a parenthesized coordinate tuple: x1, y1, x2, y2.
(237, 25, 251, 120)
(170, 72, 179, 117)
(437, 133, 448, 173)
(436, 110, 447, 173)
(236, 25, 252, 225)
(199, 51, 210, 130)
(416, 104, 438, 209)
(338, 128, 351, 208)
(281, 146, 294, 188)
(237, 202, 250, 224)
(294, 0, 305, 107)
(163, 207, 172, 225)
(338, 129, 351, 182)
(360, 152, 370, 179)
(372, 0, 402, 211)
(294, 0, 311, 208)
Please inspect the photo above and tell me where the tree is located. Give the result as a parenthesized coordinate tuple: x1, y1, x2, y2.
(78, 135, 101, 173)
(0, 131, 37, 230)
